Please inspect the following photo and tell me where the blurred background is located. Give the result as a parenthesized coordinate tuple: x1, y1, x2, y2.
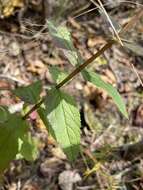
(0, 0, 143, 189)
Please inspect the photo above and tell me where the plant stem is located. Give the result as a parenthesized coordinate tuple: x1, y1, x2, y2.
(22, 39, 115, 120)
(22, 99, 44, 120)
(56, 40, 115, 88)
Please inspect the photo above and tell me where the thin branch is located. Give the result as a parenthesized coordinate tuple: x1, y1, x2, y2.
(89, 0, 123, 45)
(22, 99, 44, 120)
(131, 63, 143, 87)
(119, 8, 143, 36)
(0, 74, 27, 85)
(73, 1, 143, 20)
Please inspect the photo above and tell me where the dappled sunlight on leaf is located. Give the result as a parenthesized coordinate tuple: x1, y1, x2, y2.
(40, 88, 81, 161)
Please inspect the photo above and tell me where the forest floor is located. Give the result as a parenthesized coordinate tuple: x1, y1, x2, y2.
(0, 0, 143, 189)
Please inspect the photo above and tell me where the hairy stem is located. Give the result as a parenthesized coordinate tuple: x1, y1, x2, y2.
(22, 40, 115, 120)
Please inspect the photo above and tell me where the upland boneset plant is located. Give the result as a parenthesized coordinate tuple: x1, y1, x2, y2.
(0, 8, 142, 175)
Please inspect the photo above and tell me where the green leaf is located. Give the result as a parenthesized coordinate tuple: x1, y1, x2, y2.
(0, 106, 9, 123)
(82, 70, 128, 118)
(19, 133, 39, 161)
(47, 21, 81, 66)
(0, 114, 29, 174)
(44, 88, 81, 161)
(13, 81, 42, 104)
(49, 66, 68, 84)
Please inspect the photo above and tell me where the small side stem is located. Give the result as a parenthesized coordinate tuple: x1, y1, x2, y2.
(22, 99, 44, 120)
(22, 40, 115, 120)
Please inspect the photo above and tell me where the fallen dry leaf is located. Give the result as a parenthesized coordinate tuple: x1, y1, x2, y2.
(0, 80, 11, 90)
(59, 170, 81, 190)
(1, 0, 24, 17)
(133, 104, 143, 127)
(87, 36, 106, 47)
(51, 147, 66, 160)
(22, 182, 40, 190)
(101, 69, 116, 85)
(27, 59, 47, 75)
(68, 17, 81, 30)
